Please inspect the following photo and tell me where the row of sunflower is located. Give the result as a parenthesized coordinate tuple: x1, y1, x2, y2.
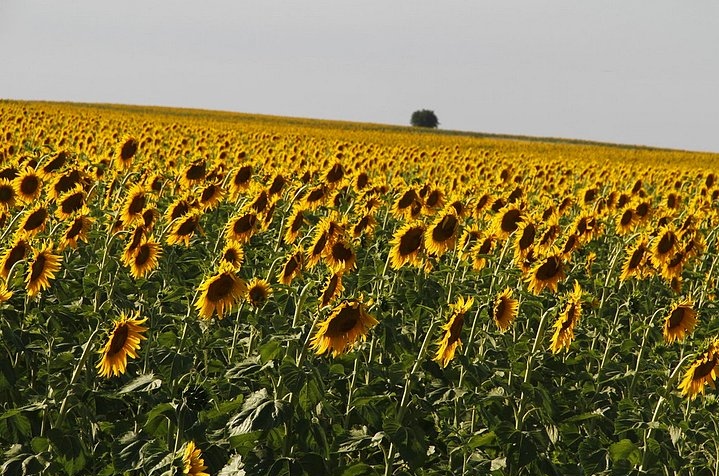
(1, 100, 718, 474)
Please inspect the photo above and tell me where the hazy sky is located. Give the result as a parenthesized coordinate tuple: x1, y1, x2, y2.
(1, 1, 718, 152)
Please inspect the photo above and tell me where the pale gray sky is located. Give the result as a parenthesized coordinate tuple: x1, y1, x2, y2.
(1, 1, 718, 152)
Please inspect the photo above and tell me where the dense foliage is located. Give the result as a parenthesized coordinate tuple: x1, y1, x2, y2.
(1, 100, 719, 475)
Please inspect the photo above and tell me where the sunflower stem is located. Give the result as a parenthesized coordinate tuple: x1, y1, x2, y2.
(628, 308, 664, 397)
(55, 326, 100, 428)
(516, 307, 551, 430)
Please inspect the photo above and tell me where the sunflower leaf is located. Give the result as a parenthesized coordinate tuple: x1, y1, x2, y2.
(117, 372, 162, 394)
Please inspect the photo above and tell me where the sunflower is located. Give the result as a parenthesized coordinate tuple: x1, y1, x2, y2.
(526, 251, 565, 295)
(492, 205, 523, 240)
(120, 183, 148, 225)
(26, 242, 62, 297)
(49, 169, 85, 200)
(56, 185, 86, 220)
(40, 150, 68, 176)
(195, 263, 247, 319)
(392, 188, 421, 220)
(471, 234, 496, 271)
(549, 281, 583, 353)
(181, 441, 209, 476)
(60, 215, 93, 250)
(389, 222, 425, 269)
(679, 339, 719, 400)
(122, 226, 146, 263)
(320, 273, 344, 307)
(650, 226, 679, 268)
(13, 168, 43, 204)
(620, 236, 649, 281)
(324, 240, 356, 274)
(309, 299, 378, 357)
(492, 288, 519, 332)
(352, 213, 377, 239)
(423, 187, 445, 213)
(225, 211, 259, 244)
(249, 188, 270, 214)
(513, 221, 536, 259)
(96, 311, 148, 378)
(180, 160, 206, 188)
(166, 196, 195, 222)
(304, 184, 329, 210)
(268, 173, 287, 197)
(663, 298, 697, 344)
(660, 252, 686, 282)
(284, 207, 306, 244)
(167, 212, 202, 246)
(114, 136, 139, 171)
(425, 210, 460, 257)
(306, 230, 330, 270)
(219, 240, 244, 271)
(198, 182, 224, 210)
(572, 213, 599, 243)
(434, 296, 474, 368)
(0, 179, 16, 210)
(0, 280, 12, 303)
(127, 239, 161, 280)
(18, 205, 49, 238)
(1, 238, 31, 279)
(141, 207, 159, 231)
(228, 164, 253, 199)
(278, 250, 303, 285)
(537, 217, 560, 251)
(615, 208, 635, 235)
(247, 277, 272, 307)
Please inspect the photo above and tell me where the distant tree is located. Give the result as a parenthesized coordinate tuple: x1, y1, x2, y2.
(410, 109, 439, 128)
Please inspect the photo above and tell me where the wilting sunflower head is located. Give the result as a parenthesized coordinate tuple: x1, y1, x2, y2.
(114, 135, 139, 171)
(181, 441, 209, 476)
(26, 242, 62, 298)
(389, 222, 426, 270)
(96, 310, 148, 378)
(247, 277, 272, 307)
(310, 299, 378, 357)
(493, 288, 519, 332)
(424, 209, 460, 257)
(434, 296, 474, 368)
(664, 298, 697, 344)
(679, 339, 719, 400)
(526, 251, 565, 295)
(195, 262, 247, 319)
(320, 273, 344, 307)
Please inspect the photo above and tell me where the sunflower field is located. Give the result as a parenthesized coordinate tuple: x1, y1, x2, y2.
(1, 100, 719, 475)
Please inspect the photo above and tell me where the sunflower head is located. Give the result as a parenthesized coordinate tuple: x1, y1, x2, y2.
(96, 311, 148, 378)
(114, 136, 139, 171)
(664, 298, 697, 344)
(389, 222, 426, 270)
(247, 277, 272, 308)
(679, 339, 719, 400)
(492, 288, 519, 332)
(195, 263, 247, 319)
(434, 296, 474, 368)
(26, 242, 62, 298)
(310, 299, 378, 357)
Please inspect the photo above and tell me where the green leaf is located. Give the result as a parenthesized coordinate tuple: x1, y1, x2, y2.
(341, 463, 379, 476)
(118, 372, 162, 394)
(279, 361, 306, 393)
(608, 439, 640, 465)
(144, 403, 176, 437)
(578, 437, 605, 474)
(31, 436, 50, 454)
(259, 340, 281, 363)
(468, 431, 496, 449)
(219, 454, 246, 476)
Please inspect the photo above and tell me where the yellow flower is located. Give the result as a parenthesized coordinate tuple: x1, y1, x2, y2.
(96, 311, 148, 378)
(127, 239, 162, 280)
(663, 298, 697, 344)
(424, 209, 460, 257)
(247, 277, 272, 307)
(181, 441, 209, 476)
(679, 340, 719, 400)
(195, 263, 247, 319)
(434, 296, 474, 368)
(526, 252, 565, 295)
(389, 222, 425, 270)
(278, 250, 303, 285)
(549, 281, 583, 353)
(26, 242, 62, 297)
(492, 288, 518, 332)
(310, 299, 378, 357)
(114, 136, 139, 171)
(13, 168, 43, 204)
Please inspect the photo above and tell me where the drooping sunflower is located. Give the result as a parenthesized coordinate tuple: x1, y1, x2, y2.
(650, 226, 679, 268)
(620, 236, 649, 281)
(141, 207, 159, 231)
(120, 183, 148, 225)
(352, 213, 377, 239)
(660, 251, 686, 282)
(549, 281, 583, 353)
(247, 277, 272, 307)
(425, 210, 460, 257)
(179, 160, 206, 188)
(165, 196, 195, 222)
(181, 441, 209, 476)
(56, 185, 87, 220)
(167, 212, 202, 247)
(304, 184, 329, 210)
(0, 179, 16, 210)
(679, 339, 719, 400)
(13, 168, 43, 204)
(309, 298, 378, 357)
(284, 206, 306, 244)
(228, 164, 253, 199)
(392, 188, 421, 220)
(389, 222, 425, 269)
(195, 263, 247, 319)
(219, 240, 244, 271)
(423, 187, 445, 214)
(434, 296, 474, 368)
(96, 311, 148, 378)
(127, 239, 162, 280)
(1, 238, 31, 280)
(18, 204, 49, 238)
(513, 221, 536, 260)
(664, 298, 698, 344)
(26, 242, 62, 297)
(320, 273, 344, 307)
(492, 288, 519, 332)
(60, 215, 93, 250)
(198, 182, 224, 211)
(306, 229, 330, 270)
(278, 250, 303, 285)
(526, 251, 565, 295)
(492, 205, 523, 240)
(225, 211, 259, 244)
(471, 234, 496, 271)
(324, 240, 356, 274)
(114, 136, 139, 171)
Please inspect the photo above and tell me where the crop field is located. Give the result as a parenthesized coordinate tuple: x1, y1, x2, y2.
(2, 100, 719, 475)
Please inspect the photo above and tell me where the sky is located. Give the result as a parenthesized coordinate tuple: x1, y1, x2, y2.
(1, 1, 718, 152)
